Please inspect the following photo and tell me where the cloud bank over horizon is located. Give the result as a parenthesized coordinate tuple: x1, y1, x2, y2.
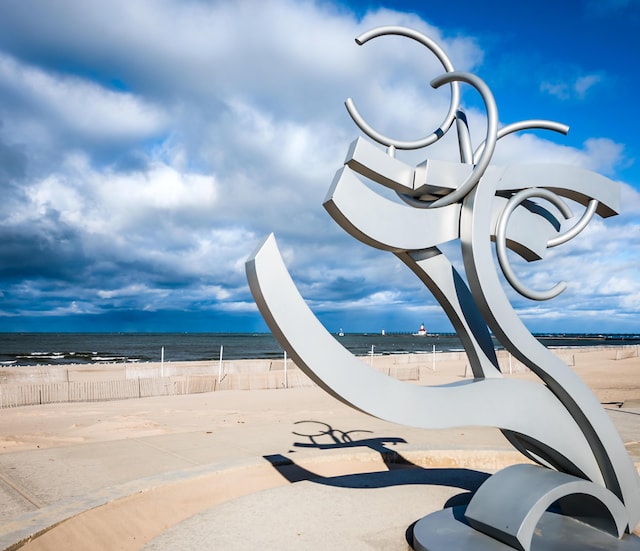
(0, 0, 638, 334)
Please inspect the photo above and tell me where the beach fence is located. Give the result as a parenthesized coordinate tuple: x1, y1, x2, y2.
(492, 345, 640, 374)
(2, 346, 634, 408)
(0, 353, 424, 408)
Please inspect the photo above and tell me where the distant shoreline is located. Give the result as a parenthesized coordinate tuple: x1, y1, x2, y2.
(2, 342, 639, 369)
(1, 332, 639, 368)
(1, 346, 639, 410)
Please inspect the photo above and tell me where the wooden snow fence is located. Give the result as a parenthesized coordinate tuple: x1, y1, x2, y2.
(0, 353, 437, 408)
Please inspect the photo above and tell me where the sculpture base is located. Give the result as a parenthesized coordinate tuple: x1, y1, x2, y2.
(413, 507, 640, 551)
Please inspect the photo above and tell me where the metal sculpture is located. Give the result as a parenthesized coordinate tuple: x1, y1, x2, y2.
(246, 26, 640, 550)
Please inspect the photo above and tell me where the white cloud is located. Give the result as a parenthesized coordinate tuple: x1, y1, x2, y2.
(482, 129, 628, 178)
(540, 72, 603, 101)
(0, 0, 637, 332)
(18, 155, 218, 237)
(97, 284, 150, 300)
(97, 165, 217, 215)
(0, 53, 167, 146)
(574, 74, 602, 97)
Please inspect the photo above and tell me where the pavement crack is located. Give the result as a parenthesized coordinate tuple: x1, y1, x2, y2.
(0, 471, 43, 508)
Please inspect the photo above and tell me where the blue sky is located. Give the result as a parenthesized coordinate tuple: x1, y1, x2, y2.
(0, 0, 638, 333)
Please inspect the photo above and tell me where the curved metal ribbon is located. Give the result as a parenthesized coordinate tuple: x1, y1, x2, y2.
(465, 464, 627, 549)
(246, 233, 604, 483)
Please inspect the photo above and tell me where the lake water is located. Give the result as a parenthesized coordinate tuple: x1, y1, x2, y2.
(0, 332, 638, 366)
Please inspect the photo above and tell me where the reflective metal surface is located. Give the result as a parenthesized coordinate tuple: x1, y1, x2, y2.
(246, 25, 640, 550)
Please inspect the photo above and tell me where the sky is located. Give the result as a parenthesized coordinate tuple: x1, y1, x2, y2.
(0, 0, 638, 334)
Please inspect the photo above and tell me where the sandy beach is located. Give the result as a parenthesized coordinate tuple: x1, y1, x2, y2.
(0, 348, 640, 455)
(0, 347, 639, 549)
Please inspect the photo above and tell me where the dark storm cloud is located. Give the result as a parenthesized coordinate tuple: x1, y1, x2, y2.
(0, 134, 27, 184)
(0, 211, 85, 280)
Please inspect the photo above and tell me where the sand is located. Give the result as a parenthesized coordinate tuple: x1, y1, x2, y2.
(0, 347, 638, 550)
(1, 347, 638, 454)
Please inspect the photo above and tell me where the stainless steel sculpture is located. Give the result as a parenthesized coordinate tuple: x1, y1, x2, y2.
(246, 26, 640, 550)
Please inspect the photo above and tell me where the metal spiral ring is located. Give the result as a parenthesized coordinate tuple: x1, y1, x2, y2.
(345, 26, 460, 150)
(428, 71, 498, 208)
(547, 199, 599, 247)
(496, 188, 573, 301)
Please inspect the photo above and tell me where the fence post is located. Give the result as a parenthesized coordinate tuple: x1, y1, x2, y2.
(218, 345, 224, 384)
(284, 350, 288, 389)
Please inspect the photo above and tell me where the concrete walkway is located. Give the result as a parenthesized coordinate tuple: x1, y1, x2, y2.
(0, 387, 638, 550)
